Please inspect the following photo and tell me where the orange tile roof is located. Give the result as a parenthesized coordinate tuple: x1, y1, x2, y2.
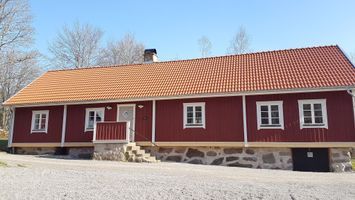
(4, 45, 355, 106)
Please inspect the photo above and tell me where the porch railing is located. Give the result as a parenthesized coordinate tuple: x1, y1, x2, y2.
(93, 121, 130, 143)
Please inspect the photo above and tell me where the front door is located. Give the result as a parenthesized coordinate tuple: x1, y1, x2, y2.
(292, 148, 330, 172)
(117, 104, 136, 142)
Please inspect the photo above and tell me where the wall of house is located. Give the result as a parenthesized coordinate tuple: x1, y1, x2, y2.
(65, 101, 152, 142)
(155, 96, 244, 142)
(12, 106, 64, 143)
(246, 91, 355, 142)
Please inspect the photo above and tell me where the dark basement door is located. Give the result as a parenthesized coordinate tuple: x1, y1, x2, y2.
(292, 148, 330, 172)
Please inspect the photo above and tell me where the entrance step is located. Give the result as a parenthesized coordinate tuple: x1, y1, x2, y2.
(125, 143, 159, 163)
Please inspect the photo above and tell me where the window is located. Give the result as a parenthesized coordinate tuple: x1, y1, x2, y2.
(85, 108, 105, 131)
(183, 102, 205, 128)
(256, 101, 284, 130)
(298, 99, 328, 129)
(31, 110, 49, 133)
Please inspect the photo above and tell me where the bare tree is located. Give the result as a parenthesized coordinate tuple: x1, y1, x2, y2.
(48, 22, 103, 69)
(0, 0, 34, 51)
(198, 36, 212, 57)
(98, 33, 145, 66)
(0, 0, 40, 131)
(227, 26, 250, 54)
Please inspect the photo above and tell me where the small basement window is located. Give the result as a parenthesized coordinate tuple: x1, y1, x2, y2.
(31, 110, 49, 133)
(85, 108, 105, 131)
(256, 101, 284, 130)
(183, 102, 205, 129)
(298, 99, 328, 129)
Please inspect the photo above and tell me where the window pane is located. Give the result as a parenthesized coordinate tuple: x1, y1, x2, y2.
(315, 117, 323, 124)
(271, 118, 280, 125)
(303, 104, 311, 110)
(271, 111, 279, 117)
(314, 103, 322, 110)
(195, 111, 202, 118)
(89, 111, 95, 117)
(304, 117, 312, 124)
(187, 118, 193, 124)
(187, 106, 193, 112)
(195, 106, 202, 112)
(260, 106, 268, 112)
(271, 105, 278, 111)
(261, 111, 268, 118)
(314, 110, 323, 117)
(195, 117, 202, 124)
(96, 111, 103, 122)
(303, 111, 312, 117)
(261, 118, 269, 125)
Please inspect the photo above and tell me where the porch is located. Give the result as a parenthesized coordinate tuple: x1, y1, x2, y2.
(92, 121, 158, 162)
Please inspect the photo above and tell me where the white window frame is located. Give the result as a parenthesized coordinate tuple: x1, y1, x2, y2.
(85, 108, 105, 132)
(183, 102, 206, 129)
(298, 99, 328, 129)
(256, 101, 284, 130)
(31, 110, 49, 133)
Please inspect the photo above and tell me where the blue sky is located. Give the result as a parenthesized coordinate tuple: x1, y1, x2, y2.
(30, 0, 355, 61)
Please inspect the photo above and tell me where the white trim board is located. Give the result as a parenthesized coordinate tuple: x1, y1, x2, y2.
(7, 87, 353, 108)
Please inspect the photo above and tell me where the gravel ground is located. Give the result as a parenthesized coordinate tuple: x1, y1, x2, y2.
(0, 152, 354, 200)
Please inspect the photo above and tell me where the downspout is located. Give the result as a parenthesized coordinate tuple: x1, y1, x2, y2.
(60, 105, 67, 147)
(152, 100, 156, 145)
(8, 106, 15, 149)
(242, 95, 248, 147)
(346, 89, 355, 128)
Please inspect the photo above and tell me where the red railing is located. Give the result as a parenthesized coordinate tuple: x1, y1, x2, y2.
(93, 121, 129, 143)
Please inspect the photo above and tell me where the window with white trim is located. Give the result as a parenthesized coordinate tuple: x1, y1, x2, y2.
(298, 99, 328, 129)
(183, 102, 205, 128)
(85, 108, 105, 131)
(256, 101, 284, 130)
(31, 110, 49, 133)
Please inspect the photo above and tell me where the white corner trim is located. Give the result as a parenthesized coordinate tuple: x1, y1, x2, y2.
(31, 110, 49, 133)
(152, 100, 156, 143)
(256, 101, 284, 130)
(8, 107, 15, 148)
(242, 96, 248, 146)
(84, 107, 105, 132)
(298, 99, 328, 129)
(183, 102, 206, 129)
(60, 105, 67, 147)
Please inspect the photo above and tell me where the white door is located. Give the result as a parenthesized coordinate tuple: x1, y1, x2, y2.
(117, 104, 136, 142)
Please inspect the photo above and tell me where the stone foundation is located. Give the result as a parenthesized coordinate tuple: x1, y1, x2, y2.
(143, 146, 293, 170)
(93, 143, 127, 161)
(330, 148, 353, 172)
(15, 147, 57, 155)
(68, 147, 94, 159)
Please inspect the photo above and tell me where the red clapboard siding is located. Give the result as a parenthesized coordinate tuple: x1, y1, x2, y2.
(12, 106, 63, 143)
(155, 96, 244, 142)
(247, 91, 355, 142)
(95, 122, 127, 141)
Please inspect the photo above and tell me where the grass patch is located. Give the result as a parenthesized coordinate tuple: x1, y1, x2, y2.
(0, 160, 8, 167)
(352, 158, 355, 170)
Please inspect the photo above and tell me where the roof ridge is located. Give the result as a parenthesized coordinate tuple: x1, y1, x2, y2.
(47, 45, 338, 73)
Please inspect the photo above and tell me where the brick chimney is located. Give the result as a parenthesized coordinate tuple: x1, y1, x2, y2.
(144, 49, 158, 63)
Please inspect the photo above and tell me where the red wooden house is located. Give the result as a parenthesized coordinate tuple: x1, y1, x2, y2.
(4, 46, 355, 172)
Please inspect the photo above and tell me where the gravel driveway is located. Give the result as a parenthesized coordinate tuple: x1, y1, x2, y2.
(0, 152, 354, 200)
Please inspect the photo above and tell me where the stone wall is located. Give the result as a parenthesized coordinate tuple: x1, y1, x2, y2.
(330, 148, 353, 172)
(15, 147, 56, 155)
(68, 147, 93, 159)
(143, 146, 293, 170)
(93, 143, 127, 161)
